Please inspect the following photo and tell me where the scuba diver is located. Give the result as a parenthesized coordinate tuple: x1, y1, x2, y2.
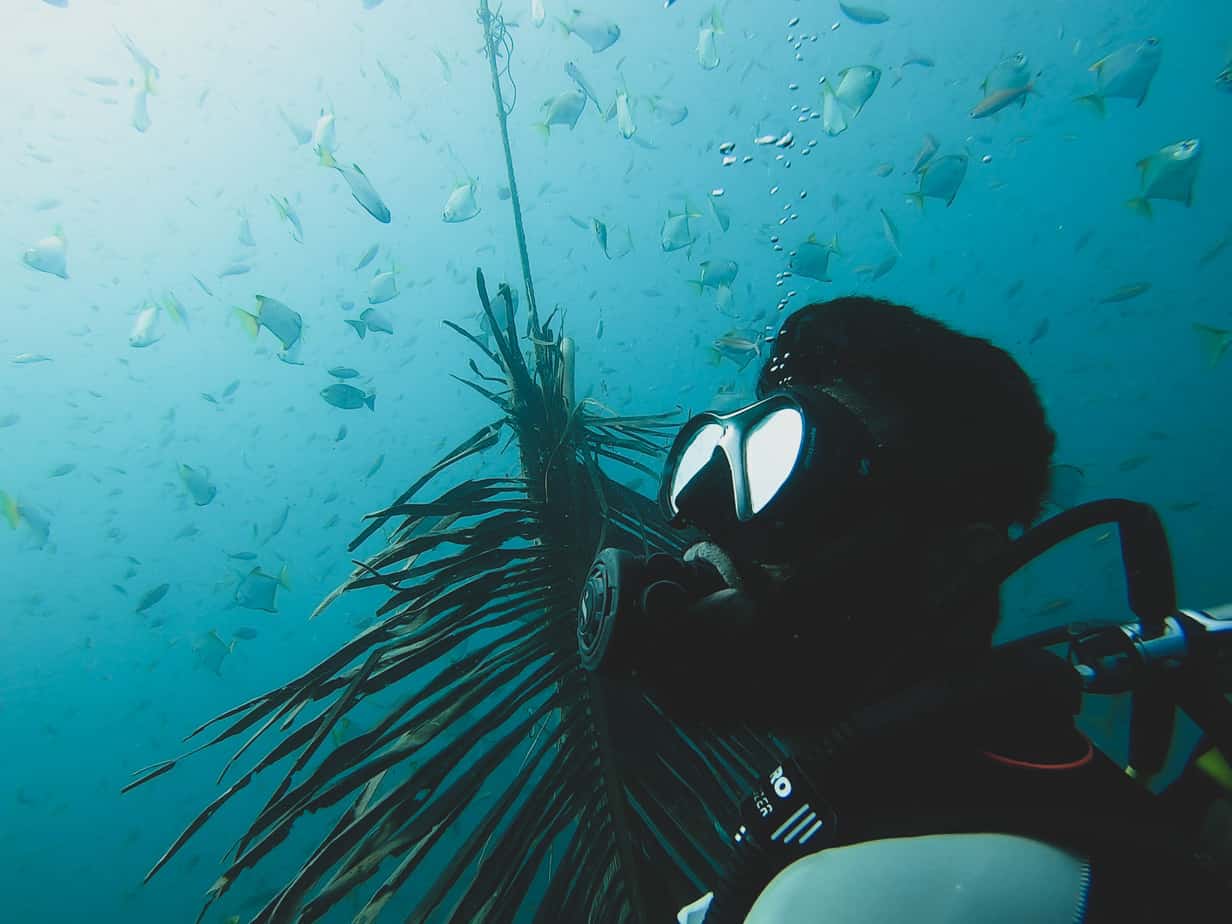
(577, 297, 1232, 922)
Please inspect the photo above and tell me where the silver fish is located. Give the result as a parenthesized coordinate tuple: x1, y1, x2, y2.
(443, 183, 480, 223)
(908, 153, 968, 208)
(270, 194, 304, 242)
(234, 295, 302, 351)
(536, 91, 587, 137)
(913, 133, 939, 174)
(661, 207, 701, 252)
(559, 10, 620, 53)
(192, 630, 235, 675)
(1127, 138, 1201, 217)
(178, 463, 217, 506)
(1218, 63, 1232, 93)
(234, 565, 288, 612)
(690, 259, 739, 292)
(354, 243, 379, 270)
(789, 234, 842, 282)
(1079, 37, 1161, 113)
(834, 66, 881, 116)
(565, 61, 604, 112)
(318, 150, 391, 223)
(838, 2, 889, 24)
(982, 53, 1030, 96)
(321, 384, 376, 411)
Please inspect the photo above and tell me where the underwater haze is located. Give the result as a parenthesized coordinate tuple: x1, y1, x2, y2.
(3, 0, 1231, 921)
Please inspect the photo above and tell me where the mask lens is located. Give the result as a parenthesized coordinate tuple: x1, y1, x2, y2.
(669, 421, 724, 514)
(744, 407, 804, 515)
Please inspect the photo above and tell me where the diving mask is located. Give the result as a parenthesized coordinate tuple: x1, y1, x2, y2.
(659, 386, 891, 558)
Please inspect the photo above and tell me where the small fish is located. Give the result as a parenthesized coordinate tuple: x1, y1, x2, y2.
(317, 149, 391, 224)
(270, 194, 304, 242)
(218, 262, 251, 278)
(535, 91, 587, 138)
(820, 78, 848, 136)
(176, 524, 200, 540)
(838, 2, 889, 24)
(191, 274, 214, 296)
(565, 61, 605, 113)
(329, 366, 360, 379)
(907, 154, 968, 208)
(433, 46, 453, 83)
(834, 66, 881, 116)
(709, 329, 763, 370)
(879, 208, 901, 255)
(377, 59, 401, 97)
(311, 110, 336, 155)
(192, 630, 235, 675)
(971, 82, 1035, 118)
(335, 425, 348, 442)
(354, 243, 379, 271)
(234, 295, 303, 351)
(232, 627, 259, 640)
(1118, 454, 1151, 473)
(221, 380, 240, 398)
(237, 214, 256, 247)
(872, 162, 894, 178)
(912, 133, 939, 174)
(227, 551, 258, 560)
(646, 95, 688, 125)
(1192, 323, 1232, 369)
(1197, 236, 1229, 268)
(558, 9, 621, 53)
(131, 88, 152, 133)
(368, 269, 399, 304)
(49, 463, 76, 478)
(12, 353, 52, 365)
(707, 193, 731, 233)
(129, 303, 162, 348)
(178, 463, 217, 506)
(321, 384, 376, 411)
(365, 454, 385, 479)
(345, 307, 394, 338)
(854, 254, 898, 280)
(697, 19, 721, 71)
(661, 205, 702, 252)
(689, 259, 739, 293)
(135, 583, 170, 613)
(22, 228, 68, 279)
(1218, 62, 1232, 93)
(532, 0, 546, 27)
(982, 53, 1031, 96)
(234, 565, 289, 612)
(1029, 318, 1050, 344)
(789, 234, 842, 282)
(276, 105, 311, 145)
(1077, 37, 1162, 114)
(615, 91, 636, 139)
(1126, 138, 1202, 218)
(443, 182, 480, 223)
(0, 414, 19, 428)
(1099, 282, 1151, 304)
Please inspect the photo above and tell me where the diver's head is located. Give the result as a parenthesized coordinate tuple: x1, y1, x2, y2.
(658, 297, 1056, 699)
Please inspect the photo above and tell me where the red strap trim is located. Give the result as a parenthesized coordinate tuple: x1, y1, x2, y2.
(982, 737, 1094, 772)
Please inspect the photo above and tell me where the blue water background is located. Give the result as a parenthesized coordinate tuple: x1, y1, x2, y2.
(2, 0, 1230, 920)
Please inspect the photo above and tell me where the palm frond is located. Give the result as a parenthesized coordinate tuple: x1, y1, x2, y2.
(129, 268, 779, 922)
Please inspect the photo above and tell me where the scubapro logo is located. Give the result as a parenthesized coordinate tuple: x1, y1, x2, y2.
(770, 765, 792, 799)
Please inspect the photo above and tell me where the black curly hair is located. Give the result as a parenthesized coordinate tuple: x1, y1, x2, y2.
(758, 297, 1056, 533)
